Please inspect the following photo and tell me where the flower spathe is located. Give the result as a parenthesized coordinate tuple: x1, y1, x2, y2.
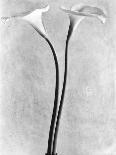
(1, 5, 50, 38)
(61, 3, 107, 36)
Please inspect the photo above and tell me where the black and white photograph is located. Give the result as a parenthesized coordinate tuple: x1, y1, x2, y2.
(0, 0, 116, 154)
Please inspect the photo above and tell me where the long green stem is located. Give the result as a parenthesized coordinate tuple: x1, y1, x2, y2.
(45, 37, 59, 155)
(52, 24, 73, 154)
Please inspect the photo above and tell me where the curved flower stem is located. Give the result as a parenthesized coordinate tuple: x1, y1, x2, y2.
(1, 9, 59, 154)
(52, 23, 73, 154)
(51, 4, 106, 154)
(45, 37, 59, 155)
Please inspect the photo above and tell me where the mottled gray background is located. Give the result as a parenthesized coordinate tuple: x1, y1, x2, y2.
(0, 0, 116, 155)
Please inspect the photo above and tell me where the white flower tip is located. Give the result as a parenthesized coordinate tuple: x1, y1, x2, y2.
(98, 15, 106, 24)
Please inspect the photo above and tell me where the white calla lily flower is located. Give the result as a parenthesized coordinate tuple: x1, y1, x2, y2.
(61, 3, 107, 37)
(1, 5, 60, 155)
(1, 5, 49, 38)
(51, 4, 107, 155)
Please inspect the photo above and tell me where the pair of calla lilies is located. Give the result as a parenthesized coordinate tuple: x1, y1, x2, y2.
(1, 3, 107, 155)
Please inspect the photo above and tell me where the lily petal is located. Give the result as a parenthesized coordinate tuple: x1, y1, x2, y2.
(1, 5, 50, 38)
(71, 4, 107, 24)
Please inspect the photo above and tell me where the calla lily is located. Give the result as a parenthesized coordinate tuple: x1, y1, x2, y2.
(1, 5, 60, 155)
(51, 4, 107, 155)
(61, 3, 107, 37)
(1, 5, 49, 38)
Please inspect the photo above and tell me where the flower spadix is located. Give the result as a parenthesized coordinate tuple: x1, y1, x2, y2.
(1, 5, 49, 38)
(61, 3, 107, 37)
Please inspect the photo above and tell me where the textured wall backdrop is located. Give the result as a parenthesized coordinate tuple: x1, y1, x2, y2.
(0, 0, 116, 155)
